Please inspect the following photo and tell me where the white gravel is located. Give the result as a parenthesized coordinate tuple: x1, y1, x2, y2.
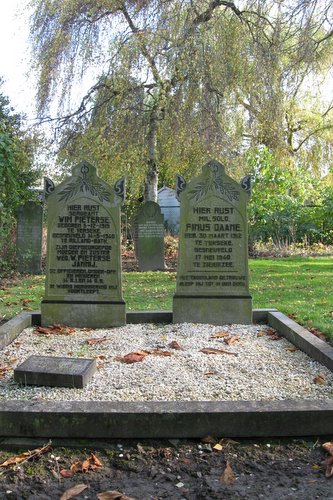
(0, 323, 332, 402)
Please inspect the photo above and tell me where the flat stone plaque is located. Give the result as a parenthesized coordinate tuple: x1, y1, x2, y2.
(14, 355, 97, 389)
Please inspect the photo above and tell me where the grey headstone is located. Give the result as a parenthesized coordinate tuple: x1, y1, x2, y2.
(173, 160, 252, 325)
(14, 355, 96, 388)
(135, 201, 165, 271)
(16, 201, 43, 274)
(41, 160, 126, 327)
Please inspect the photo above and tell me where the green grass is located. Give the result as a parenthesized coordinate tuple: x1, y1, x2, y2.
(1, 256, 332, 341)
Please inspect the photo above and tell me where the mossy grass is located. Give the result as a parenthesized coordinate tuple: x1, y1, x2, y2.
(0, 257, 332, 341)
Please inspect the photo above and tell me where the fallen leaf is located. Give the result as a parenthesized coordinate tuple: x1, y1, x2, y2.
(0, 442, 51, 467)
(201, 435, 216, 444)
(286, 346, 299, 352)
(60, 484, 88, 500)
(269, 334, 282, 341)
(86, 336, 107, 345)
(21, 298, 33, 304)
(148, 349, 172, 357)
(309, 328, 327, 342)
(168, 340, 183, 350)
(204, 371, 217, 376)
(313, 373, 326, 385)
(220, 462, 236, 484)
(96, 355, 107, 360)
(322, 442, 333, 455)
(257, 331, 266, 337)
(213, 443, 223, 451)
(35, 324, 76, 336)
(97, 491, 134, 500)
(60, 469, 74, 478)
(65, 453, 103, 476)
(115, 352, 147, 364)
(0, 366, 13, 372)
(224, 336, 239, 346)
(200, 348, 238, 356)
(210, 331, 229, 338)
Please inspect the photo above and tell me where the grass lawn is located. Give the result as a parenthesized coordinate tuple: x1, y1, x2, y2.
(0, 256, 332, 341)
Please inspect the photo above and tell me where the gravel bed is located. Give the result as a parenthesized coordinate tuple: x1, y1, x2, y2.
(0, 323, 332, 402)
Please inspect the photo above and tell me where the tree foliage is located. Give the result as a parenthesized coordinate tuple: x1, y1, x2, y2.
(0, 81, 40, 271)
(29, 0, 333, 210)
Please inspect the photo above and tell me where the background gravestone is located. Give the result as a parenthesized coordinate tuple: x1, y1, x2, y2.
(135, 201, 165, 271)
(41, 160, 126, 327)
(173, 160, 252, 325)
(16, 201, 43, 274)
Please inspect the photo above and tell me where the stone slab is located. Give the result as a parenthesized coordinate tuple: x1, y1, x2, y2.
(173, 296, 253, 325)
(0, 400, 332, 438)
(268, 311, 333, 372)
(41, 301, 126, 328)
(14, 355, 97, 388)
(0, 312, 32, 350)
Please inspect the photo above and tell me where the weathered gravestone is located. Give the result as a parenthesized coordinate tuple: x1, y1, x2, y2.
(41, 160, 126, 327)
(16, 201, 43, 274)
(173, 160, 252, 325)
(135, 201, 165, 271)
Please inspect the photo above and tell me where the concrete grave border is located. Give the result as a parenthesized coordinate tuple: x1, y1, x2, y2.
(0, 309, 332, 438)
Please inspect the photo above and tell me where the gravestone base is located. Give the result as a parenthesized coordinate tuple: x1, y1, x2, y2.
(41, 301, 126, 328)
(173, 295, 252, 325)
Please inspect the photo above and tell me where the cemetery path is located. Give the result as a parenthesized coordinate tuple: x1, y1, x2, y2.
(0, 437, 332, 499)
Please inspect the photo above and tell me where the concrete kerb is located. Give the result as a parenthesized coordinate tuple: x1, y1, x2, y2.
(0, 308, 332, 439)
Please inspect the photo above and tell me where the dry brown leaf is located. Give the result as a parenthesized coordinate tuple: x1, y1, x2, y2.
(224, 336, 240, 346)
(210, 331, 229, 338)
(86, 337, 107, 345)
(324, 456, 333, 478)
(60, 484, 88, 500)
(220, 462, 236, 484)
(168, 340, 183, 350)
(286, 346, 299, 352)
(313, 373, 326, 385)
(96, 355, 107, 360)
(148, 349, 172, 357)
(115, 352, 147, 364)
(323, 442, 333, 455)
(204, 371, 217, 376)
(257, 331, 266, 337)
(0, 366, 13, 372)
(97, 491, 134, 500)
(309, 328, 327, 342)
(60, 469, 74, 478)
(200, 348, 238, 356)
(0, 443, 51, 467)
(269, 334, 282, 341)
(201, 435, 216, 444)
(35, 324, 76, 336)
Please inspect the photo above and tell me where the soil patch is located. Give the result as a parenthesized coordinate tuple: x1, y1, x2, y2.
(0, 437, 332, 499)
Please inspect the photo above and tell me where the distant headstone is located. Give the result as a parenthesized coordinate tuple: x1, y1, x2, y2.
(16, 201, 43, 274)
(135, 201, 165, 271)
(173, 160, 252, 325)
(41, 160, 126, 327)
(14, 355, 96, 388)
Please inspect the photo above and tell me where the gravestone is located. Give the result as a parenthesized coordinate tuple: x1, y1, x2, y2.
(14, 355, 96, 388)
(173, 160, 252, 325)
(16, 201, 43, 274)
(41, 160, 126, 327)
(135, 201, 165, 271)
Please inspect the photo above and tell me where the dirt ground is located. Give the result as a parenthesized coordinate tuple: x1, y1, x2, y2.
(0, 437, 332, 499)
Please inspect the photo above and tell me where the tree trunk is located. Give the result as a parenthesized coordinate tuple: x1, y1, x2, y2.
(144, 106, 159, 202)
